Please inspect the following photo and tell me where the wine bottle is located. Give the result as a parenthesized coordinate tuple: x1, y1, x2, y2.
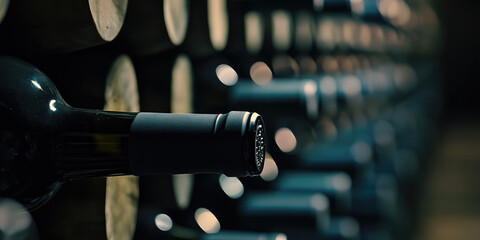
(31, 51, 203, 240)
(132, 50, 199, 215)
(23, 44, 130, 110)
(0, 56, 266, 210)
(165, 185, 358, 240)
(149, 183, 328, 239)
(192, 55, 337, 119)
(312, 117, 401, 225)
(137, 170, 357, 239)
(0, 0, 127, 55)
(133, 51, 197, 240)
(125, 51, 284, 239)
(197, 56, 413, 117)
(135, 201, 288, 240)
(351, 173, 404, 229)
(193, 56, 415, 165)
(223, 160, 354, 216)
(239, 191, 330, 239)
(27, 53, 142, 240)
(157, 169, 350, 229)
(299, 139, 374, 181)
(273, 171, 353, 214)
(322, 217, 360, 240)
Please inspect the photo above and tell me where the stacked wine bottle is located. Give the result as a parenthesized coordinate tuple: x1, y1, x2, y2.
(0, 0, 441, 239)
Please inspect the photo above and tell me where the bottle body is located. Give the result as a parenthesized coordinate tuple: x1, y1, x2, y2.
(0, 56, 266, 210)
(0, 94, 136, 209)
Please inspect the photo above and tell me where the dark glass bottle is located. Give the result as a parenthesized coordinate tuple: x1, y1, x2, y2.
(201, 230, 287, 240)
(238, 191, 331, 239)
(0, 56, 266, 210)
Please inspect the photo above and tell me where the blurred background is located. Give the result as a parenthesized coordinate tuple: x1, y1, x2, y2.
(1, 0, 480, 239)
(417, 0, 480, 240)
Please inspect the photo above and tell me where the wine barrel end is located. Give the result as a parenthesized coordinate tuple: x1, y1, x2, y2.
(89, 0, 128, 42)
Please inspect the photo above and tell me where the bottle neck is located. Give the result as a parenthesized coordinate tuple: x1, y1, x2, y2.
(54, 109, 265, 180)
(55, 108, 137, 180)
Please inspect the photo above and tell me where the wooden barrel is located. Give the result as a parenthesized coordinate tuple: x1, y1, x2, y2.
(0, 0, 127, 55)
(116, 0, 189, 56)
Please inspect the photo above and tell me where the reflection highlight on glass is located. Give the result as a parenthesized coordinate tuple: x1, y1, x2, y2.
(320, 76, 337, 96)
(49, 99, 57, 112)
(304, 80, 319, 119)
(216, 64, 238, 86)
(195, 208, 221, 234)
(260, 153, 279, 181)
(31, 80, 43, 91)
(155, 213, 173, 231)
(250, 61, 272, 86)
(341, 75, 362, 97)
(275, 128, 297, 153)
(332, 173, 352, 192)
(310, 193, 329, 211)
(351, 141, 372, 164)
(350, 0, 365, 15)
(276, 233, 288, 240)
(218, 174, 244, 199)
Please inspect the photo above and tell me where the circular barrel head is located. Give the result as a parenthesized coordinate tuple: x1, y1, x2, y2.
(89, 0, 128, 41)
(104, 54, 139, 240)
